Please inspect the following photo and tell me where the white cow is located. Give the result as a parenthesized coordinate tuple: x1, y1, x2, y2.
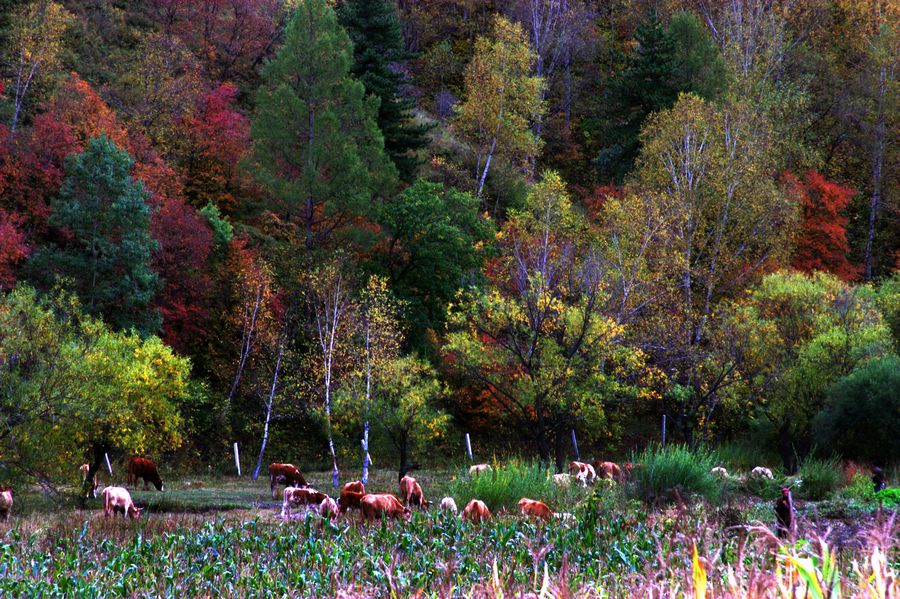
(101, 486, 142, 519)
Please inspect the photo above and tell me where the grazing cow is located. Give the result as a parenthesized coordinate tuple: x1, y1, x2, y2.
(318, 496, 339, 519)
(101, 486, 142, 519)
(0, 487, 12, 522)
(774, 488, 794, 539)
(268, 463, 306, 498)
(751, 466, 774, 480)
(338, 490, 366, 514)
(80, 463, 100, 498)
(342, 480, 365, 494)
(568, 461, 597, 487)
(518, 498, 553, 521)
(359, 494, 411, 522)
(711, 467, 729, 478)
(594, 461, 622, 482)
(552, 473, 572, 487)
(399, 475, 428, 509)
(282, 487, 328, 518)
(127, 457, 164, 491)
(461, 499, 491, 523)
(468, 464, 491, 476)
(622, 462, 639, 480)
(439, 497, 458, 515)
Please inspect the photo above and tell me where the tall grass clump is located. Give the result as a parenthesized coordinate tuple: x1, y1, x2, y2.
(631, 444, 721, 504)
(715, 441, 780, 471)
(796, 455, 842, 500)
(447, 460, 562, 512)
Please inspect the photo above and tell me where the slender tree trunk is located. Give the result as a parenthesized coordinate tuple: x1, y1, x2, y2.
(864, 64, 886, 281)
(563, 48, 572, 130)
(554, 430, 566, 474)
(398, 433, 409, 482)
(252, 345, 283, 480)
(361, 324, 372, 484)
(82, 444, 107, 506)
(226, 284, 262, 410)
(476, 137, 498, 197)
(778, 422, 796, 475)
(361, 421, 370, 485)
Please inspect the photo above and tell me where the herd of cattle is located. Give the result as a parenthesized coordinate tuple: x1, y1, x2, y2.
(0, 457, 788, 524)
(270, 459, 640, 524)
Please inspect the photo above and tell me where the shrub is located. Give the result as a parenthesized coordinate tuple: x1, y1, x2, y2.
(447, 460, 573, 512)
(796, 456, 842, 500)
(630, 444, 721, 504)
(813, 356, 900, 462)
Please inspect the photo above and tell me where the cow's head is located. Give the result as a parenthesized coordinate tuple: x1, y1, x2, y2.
(128, 505, 143, 519)
(401, 507, 412, 521)
(153, 477, 164, 492)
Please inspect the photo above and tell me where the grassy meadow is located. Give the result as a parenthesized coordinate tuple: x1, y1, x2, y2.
(1, 454, 898, 597)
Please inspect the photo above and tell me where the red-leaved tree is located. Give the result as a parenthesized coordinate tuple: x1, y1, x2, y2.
(182, 83, 251, 213)
(784, 170, 861, 281)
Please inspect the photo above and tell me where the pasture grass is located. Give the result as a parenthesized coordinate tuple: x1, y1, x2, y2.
(629, 444, 722, 504)
(796, 455, 843, 501)
(446, 459, 585, 513)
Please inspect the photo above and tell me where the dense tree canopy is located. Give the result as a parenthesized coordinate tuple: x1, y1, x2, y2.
(0, 0, 897, 486)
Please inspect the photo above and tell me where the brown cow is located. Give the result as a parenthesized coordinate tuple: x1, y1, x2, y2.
(0, 487, 12, 522)
(338, 490, 366, 514)
(399, 475, 428, 509)
(518, 498, 553, 521)
(268, 463, 306, 498)
(127, 457, 164, 491)
(281, 487, 328, 518)
(102, 486, 142, 519)
(594, 460, 622, 482)
(360, 494, 411, 522)
(568, 461, 597, 486)
(461, 499, 491, 523)
(342, 480, 365, 494)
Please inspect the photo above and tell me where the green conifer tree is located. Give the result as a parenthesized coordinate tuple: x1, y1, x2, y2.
(28, 134, 160, 335)
(338, 0, 430, 182)
(250, 0, 396, 250)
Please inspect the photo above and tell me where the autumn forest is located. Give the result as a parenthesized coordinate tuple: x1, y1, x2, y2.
(1, 0, 899, 488)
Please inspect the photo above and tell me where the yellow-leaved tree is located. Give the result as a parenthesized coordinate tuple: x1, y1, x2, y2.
(0, 287, 189, 495)
(454, 15, 545, 198)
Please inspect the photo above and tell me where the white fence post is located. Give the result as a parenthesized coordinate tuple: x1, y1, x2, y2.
(661, 415, 667, 447)
(234, 442, 241, 476)
(571, 429, 579, 461)
(104, 452, 113, 475)
(465, 433, 473, 462)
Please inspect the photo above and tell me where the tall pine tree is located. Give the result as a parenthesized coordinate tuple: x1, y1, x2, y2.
(28, 134, 160, 335)
(593, 12, 726, 184)
(338, 0, 430, 182)
(251, 0, 396, 250)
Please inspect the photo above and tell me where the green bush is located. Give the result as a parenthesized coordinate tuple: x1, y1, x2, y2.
(813, 356, 900, 462)
(630, 445, 721, 504)
(796, 456, 842, 500)
(838, 472, 876, 503)
(447, 460, 573, 512)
